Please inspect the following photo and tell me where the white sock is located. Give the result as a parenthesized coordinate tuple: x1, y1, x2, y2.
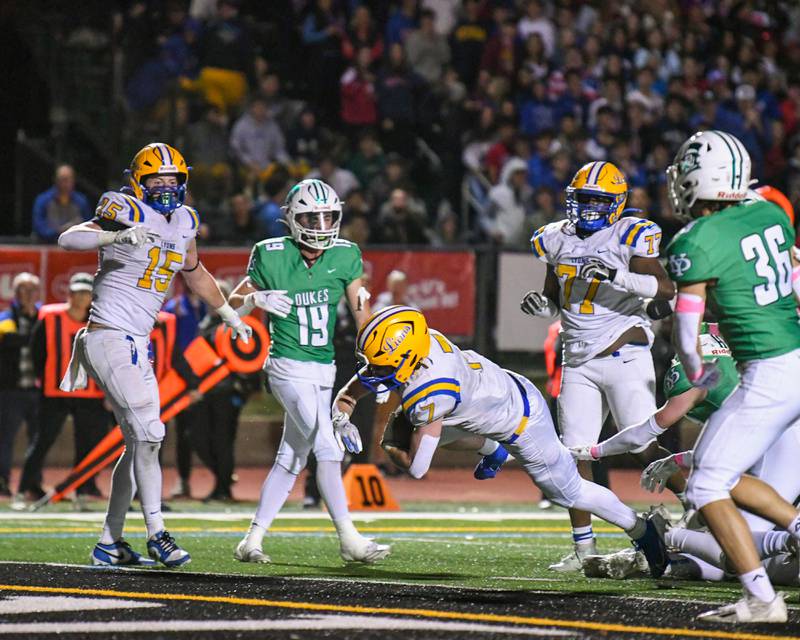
(478, 439, 499, 456)
(134, 442, 164, 539)
(316, 460, 349, 522)
(245, 522, 267, 548)
(665, 528, 723, 567)
(671, 553, 725, 581)
(787, 512, 800, 541)
(753, 530, 791, 558)
(100, 444, 136, 544)
(739, 567, 776, 603)
(571, 524, 594, 546)
(572, 479, 638, 531)
(252, 464, 298, 532)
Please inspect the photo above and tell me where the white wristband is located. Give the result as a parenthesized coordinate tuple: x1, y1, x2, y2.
(216, 302, 241, 326)
(612, 269, 659, 298)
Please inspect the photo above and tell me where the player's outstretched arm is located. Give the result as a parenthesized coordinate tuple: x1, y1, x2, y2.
(182, 240, 252, 343)
(58, 221, 156, 251)
(570, 387, 705, 460)
(628, 256, 676, 300)
(521, 266, 560, 318)
(345, 278, 371, 330)
(672, 282, 715, 385)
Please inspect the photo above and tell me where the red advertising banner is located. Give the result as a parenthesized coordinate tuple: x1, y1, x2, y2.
(0, 246, 476, 336)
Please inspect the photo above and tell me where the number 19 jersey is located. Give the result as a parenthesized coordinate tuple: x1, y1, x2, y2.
(665, 201, 800, 362)
(530, 216, 662, 366)
(247, 236, 363, 365)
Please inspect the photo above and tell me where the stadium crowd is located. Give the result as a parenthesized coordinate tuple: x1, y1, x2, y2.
(29, 0, 800, 248)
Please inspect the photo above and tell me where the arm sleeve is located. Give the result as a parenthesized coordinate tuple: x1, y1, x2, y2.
(595, 415, 665, 458)
(408, 434, 440, 479)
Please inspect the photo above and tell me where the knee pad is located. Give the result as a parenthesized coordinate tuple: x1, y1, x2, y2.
(276, 438, 311, 475)
(686, 467, 732, 509)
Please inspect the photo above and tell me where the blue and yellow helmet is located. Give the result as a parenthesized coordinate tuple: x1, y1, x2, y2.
(356, 305, 430, 392)
(126, 142, 189, 214)
(565, 161, 628, 233)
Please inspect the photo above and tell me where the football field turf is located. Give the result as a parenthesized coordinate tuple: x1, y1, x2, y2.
(0, 505, 797, 638)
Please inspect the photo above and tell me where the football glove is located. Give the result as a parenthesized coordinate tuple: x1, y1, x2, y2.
(645, 298, 673, 320)
(245, 290, 293, 318)
(568, 445, 599, 461)
(332, 408, 363, 454)
(641, 454, 680, 493)
(689, 359, 721, 390)
(114, 226, 159, 246)
(520, 291, 557, 318)
(216, 303, 252, 344)
(578, 259, 616, 282)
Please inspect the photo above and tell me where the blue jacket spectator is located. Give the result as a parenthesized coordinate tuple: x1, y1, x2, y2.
(32, 165, 91, 243)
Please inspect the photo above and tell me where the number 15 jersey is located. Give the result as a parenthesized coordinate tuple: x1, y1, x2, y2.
(665, 200, 800, 362)
(91, 190, 200, 337)
(247, 236, 363, 367)
(530, 216, 662, 366)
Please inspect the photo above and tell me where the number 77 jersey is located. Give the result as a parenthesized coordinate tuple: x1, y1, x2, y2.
(665, 200, 800, 362)
(530, 216, 662, 366)
(247, 236, 363, 364)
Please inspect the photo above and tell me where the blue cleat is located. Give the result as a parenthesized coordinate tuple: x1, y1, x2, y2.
(91, 539, 156, 566)
(473, 445, 509, 480)
(147, 530, 191, 567)
(633, 511, 670, 578)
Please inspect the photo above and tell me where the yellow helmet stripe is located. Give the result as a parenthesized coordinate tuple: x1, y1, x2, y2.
(402, 379, 461, 412)
(120, 194, 144, 223)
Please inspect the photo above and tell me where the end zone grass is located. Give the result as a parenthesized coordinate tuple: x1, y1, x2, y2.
(0, 505, 791, 607)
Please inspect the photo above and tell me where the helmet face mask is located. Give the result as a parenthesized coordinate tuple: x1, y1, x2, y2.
(142, 176, 185, 214)
(285, 179, 342, 250)
(565, 162, 628, 233)
(666, 130, 751, 222)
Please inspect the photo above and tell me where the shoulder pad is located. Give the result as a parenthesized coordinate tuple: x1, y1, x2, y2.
(96, 191, 146, 226)
(530, 220, 569, 259)
(618, 217, 661, 251)
(180, 205, 200, 231)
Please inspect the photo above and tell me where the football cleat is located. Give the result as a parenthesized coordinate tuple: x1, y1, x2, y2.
(582, 548, 648, 580)
(632, 510, 670, 578)
(549, 540, 597, 572)
(474, 445, 509, 480)
(340, 535, 392, 563)
(697, 593, 787, 623)
(91, 539, 156, 567)
(234, 538, 270, 564)
(147, 530, 191, 567)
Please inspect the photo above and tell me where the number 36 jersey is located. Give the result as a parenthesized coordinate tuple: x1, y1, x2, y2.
(91, 190, 200, 337)
(247, 236, 362, 369)
(666, 200, 800, 362)
(530, 216, 662, 366)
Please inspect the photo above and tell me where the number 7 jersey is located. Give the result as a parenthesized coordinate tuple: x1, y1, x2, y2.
(247, 236, 363, 364)
(530, 216, 662, 366)
(665, 200, 800, 362)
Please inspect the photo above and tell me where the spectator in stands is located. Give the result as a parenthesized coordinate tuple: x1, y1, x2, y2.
(302, 0, 345, 125)
(518, 0, 555, 58)
(347, 130, 385, 190)
(183, 105, 232, 203)
(287, 108, 327, 177)
(306, 156, 359, 200)
(373, 270, 410, 312)
(229, 97, 289, 187)
(529, 185, 558, 229)
(385, 0, 418, 46)
(186, 0, 254, 113)
(376, 189, 429, 245)
(258, 73, 297, 133)
(449, 0, 489, 89)
(342, 4, 383, 64)
(405, 9, 450, 86)
(368, 153, 413, 209)
(216, 193, 261, 245)
(520, 80, 556, 137)
(484, 118, 517, 184)
(340, 47, 379, 133)
(255, 171, 292, 239)
(32, 165, 91, 243)
(376, 43, 428, 155)
(430, 203, 461, 247)
(0, 273, 41, 497)
(481, 19, 519, 82)
(481, 157, 532, 248)
(17, 273, 109, 504)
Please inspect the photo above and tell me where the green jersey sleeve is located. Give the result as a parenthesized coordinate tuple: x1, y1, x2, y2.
(665, 224, 717, 283)
(344, 242, 364, 284)
(247, 238, 288, 290)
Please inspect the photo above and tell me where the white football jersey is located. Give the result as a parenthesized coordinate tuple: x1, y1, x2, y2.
(399, 330, 546, 441)
(90, 191, 200, 336)
(530, 216, 662, 366)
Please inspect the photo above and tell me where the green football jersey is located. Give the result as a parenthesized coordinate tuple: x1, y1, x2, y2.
(663, 356, 738, 423)
(665, 200, 800, 362)
(247, 237, 363, 363)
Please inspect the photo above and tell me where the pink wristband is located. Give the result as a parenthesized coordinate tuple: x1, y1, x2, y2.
(792, 265, 800, 283)
(674, 452, 687, 468)
(590, 445, 600, 459)
(675, 293, 705, 314)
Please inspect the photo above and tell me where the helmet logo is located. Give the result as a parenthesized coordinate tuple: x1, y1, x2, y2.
(668, 253, 692, 278)
(383, 325, 411, 353)
(610, 174, 626, 185)
(680, 142, 703, 174)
